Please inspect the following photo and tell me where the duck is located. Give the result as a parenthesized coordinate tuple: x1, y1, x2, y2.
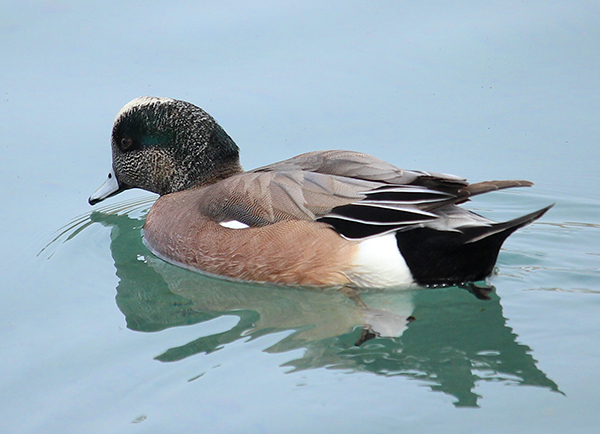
(89, 96, 552, 288)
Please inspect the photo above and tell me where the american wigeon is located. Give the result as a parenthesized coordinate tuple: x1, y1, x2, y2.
(89, 96, 552, 288)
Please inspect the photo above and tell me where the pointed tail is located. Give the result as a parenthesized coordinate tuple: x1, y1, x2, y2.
(466, 204, 554, 244)
(395, 204, 554, 286)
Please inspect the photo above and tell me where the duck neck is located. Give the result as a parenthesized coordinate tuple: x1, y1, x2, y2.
(204, 159, 244, 185)
(181, 122, 244, 190)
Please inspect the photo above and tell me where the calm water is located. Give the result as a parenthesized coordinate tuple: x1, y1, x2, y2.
(2, 1, 600, 433)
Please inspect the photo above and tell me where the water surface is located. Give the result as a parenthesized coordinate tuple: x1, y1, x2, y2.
(1, 1, 599, 433)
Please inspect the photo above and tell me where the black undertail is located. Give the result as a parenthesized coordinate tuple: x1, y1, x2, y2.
(395, 205, 553, 286)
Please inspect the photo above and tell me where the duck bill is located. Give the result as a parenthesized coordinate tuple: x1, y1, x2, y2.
(88, 168, 129, 205)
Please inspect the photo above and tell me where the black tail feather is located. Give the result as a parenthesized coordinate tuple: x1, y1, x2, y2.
(396, 204, 554, 286)
(464, 204, 554, 244)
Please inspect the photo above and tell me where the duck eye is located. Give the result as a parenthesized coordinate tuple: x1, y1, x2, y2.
(120, 137, 133, 151)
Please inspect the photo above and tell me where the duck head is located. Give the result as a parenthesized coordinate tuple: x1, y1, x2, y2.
(89, 96, 242, 205)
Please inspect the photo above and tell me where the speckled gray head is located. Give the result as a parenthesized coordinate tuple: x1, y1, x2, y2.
(89, 96, 242, 205)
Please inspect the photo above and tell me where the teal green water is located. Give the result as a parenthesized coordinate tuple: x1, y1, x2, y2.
(9, 190, 598, 433)
(2, 1, 600, 433)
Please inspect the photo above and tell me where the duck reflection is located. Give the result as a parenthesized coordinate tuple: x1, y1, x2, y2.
(89, 205, 560, 407)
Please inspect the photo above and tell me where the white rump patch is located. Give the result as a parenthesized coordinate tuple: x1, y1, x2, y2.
(347, 233, 414, 288)
(219, 220, 250, 229)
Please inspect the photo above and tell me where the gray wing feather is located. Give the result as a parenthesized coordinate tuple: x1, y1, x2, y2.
(202, 150, 533, 240)
(200, 170, 381, 224)
(253, 150, 467, 187)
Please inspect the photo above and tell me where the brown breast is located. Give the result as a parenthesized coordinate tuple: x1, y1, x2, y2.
(143, 190, 358, 286)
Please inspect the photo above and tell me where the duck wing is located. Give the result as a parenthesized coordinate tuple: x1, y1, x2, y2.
(253, 150, 468, 192)
(202, 150, 536, 239)
(199, 169, 382, 224)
